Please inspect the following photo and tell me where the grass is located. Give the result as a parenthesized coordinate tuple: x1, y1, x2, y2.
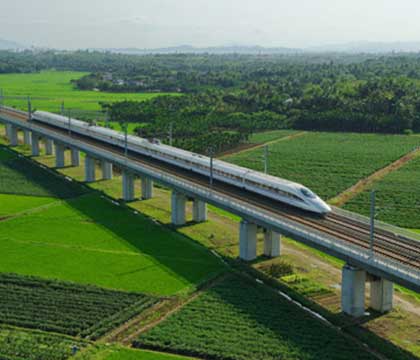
(0, 325, 87, 360)
(0, 70, 176, 113)
(135, 274, 377, 360)
(249, 130, 298, 144)
(344, 155, 420, 228)
(226, 132, 420, 199)
(0, 193, 224, 295)
(74, 346, 196, 360)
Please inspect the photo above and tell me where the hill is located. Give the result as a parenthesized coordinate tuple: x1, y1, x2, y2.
(0, 38, 24, 50)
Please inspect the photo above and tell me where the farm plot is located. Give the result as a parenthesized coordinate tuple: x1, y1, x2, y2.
(135, 275, 376, 360)
(0, 71, 176, 112)
(226, 132, 420, 199)
(0, 146, 88, 198)
(344, 155, 420, 228)
(0, 325, 87, 360)
(0, 273, 157, 339)
(0, 193, 224, 295)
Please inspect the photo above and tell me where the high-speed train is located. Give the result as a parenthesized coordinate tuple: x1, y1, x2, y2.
(32, 110, 331, 215)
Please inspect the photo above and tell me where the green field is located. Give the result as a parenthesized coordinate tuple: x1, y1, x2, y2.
(0, 193, 223, 295)
(0, 325, 87, 360)
(0, 71, 175, 113)
(344, 155, 420, 228)
(0, 145, 223, 295)
(135, 275, 376, 360)
(0, 273, 157, 339)
(226, 132, 420, 199)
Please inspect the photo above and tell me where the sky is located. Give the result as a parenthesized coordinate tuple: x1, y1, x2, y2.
(1, 0, 420, 49)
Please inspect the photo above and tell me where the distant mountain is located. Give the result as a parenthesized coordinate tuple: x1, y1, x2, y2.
(307, 41, 420, 53)
(0, 38, 24, 50)
(96, 45, 303, 55)
(6, 41, 420, 55)
(94, 42, 420, 55)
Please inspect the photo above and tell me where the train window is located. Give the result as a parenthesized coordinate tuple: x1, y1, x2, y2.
(300, 188, 316, 199)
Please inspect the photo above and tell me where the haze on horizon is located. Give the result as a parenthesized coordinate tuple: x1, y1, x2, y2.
(1, 0, 420, 50)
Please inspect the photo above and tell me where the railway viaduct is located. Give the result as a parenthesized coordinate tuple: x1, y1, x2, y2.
(1, 105, 419, 319)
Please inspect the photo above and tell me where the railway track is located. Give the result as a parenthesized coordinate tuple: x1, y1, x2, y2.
(1, 107, 420, 270)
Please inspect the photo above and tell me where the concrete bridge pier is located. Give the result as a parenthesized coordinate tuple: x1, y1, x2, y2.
(341, 265, 395, 317)
(192, 199, 207, 222)
(55, 143, 66, 168)
(31, 133, 40, 156)
(71, 149, 80, 167)
(264, 230, 281, 257)
(370, 277, 394, 313)
(239, 220, 257, 261)
(5, 124, 12, 140)
(171, 191, 186, 225)
(85, 155, 96, 182)
(9, 125, 18, 146)
(23, 129, 32, 146)
(102, 161, 113, 180)
(45, 139, 54, 155)
(341, 264, 366, 317)
(141, 177, 153, 200)
(122, 171, 135, 201)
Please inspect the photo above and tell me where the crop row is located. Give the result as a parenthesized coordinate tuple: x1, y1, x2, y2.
(226, 132, 420, 199)
(135, 275, 376, 360)
(0, 325, 87, 360)
(0, 146, 87, 199)
(0, 273, 158, 339)
(344, 155, 420, 228)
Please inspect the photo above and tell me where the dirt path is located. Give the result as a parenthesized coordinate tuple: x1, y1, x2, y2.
(218, 131, 307, 158)
(329, 148, 420, 206)
(102, 273, 228, 346)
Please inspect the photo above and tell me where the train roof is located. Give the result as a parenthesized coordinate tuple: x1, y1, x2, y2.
(156, 142, 305, 192)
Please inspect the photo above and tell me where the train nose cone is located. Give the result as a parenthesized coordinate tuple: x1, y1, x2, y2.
(319, 202, 332, 214)
(314, 198, 331, 214)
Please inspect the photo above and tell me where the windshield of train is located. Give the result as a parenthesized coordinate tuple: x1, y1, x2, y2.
(300, 188, 316, 199)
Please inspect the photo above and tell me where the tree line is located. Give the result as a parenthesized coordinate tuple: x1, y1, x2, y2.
(2, 50, 420, 153)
